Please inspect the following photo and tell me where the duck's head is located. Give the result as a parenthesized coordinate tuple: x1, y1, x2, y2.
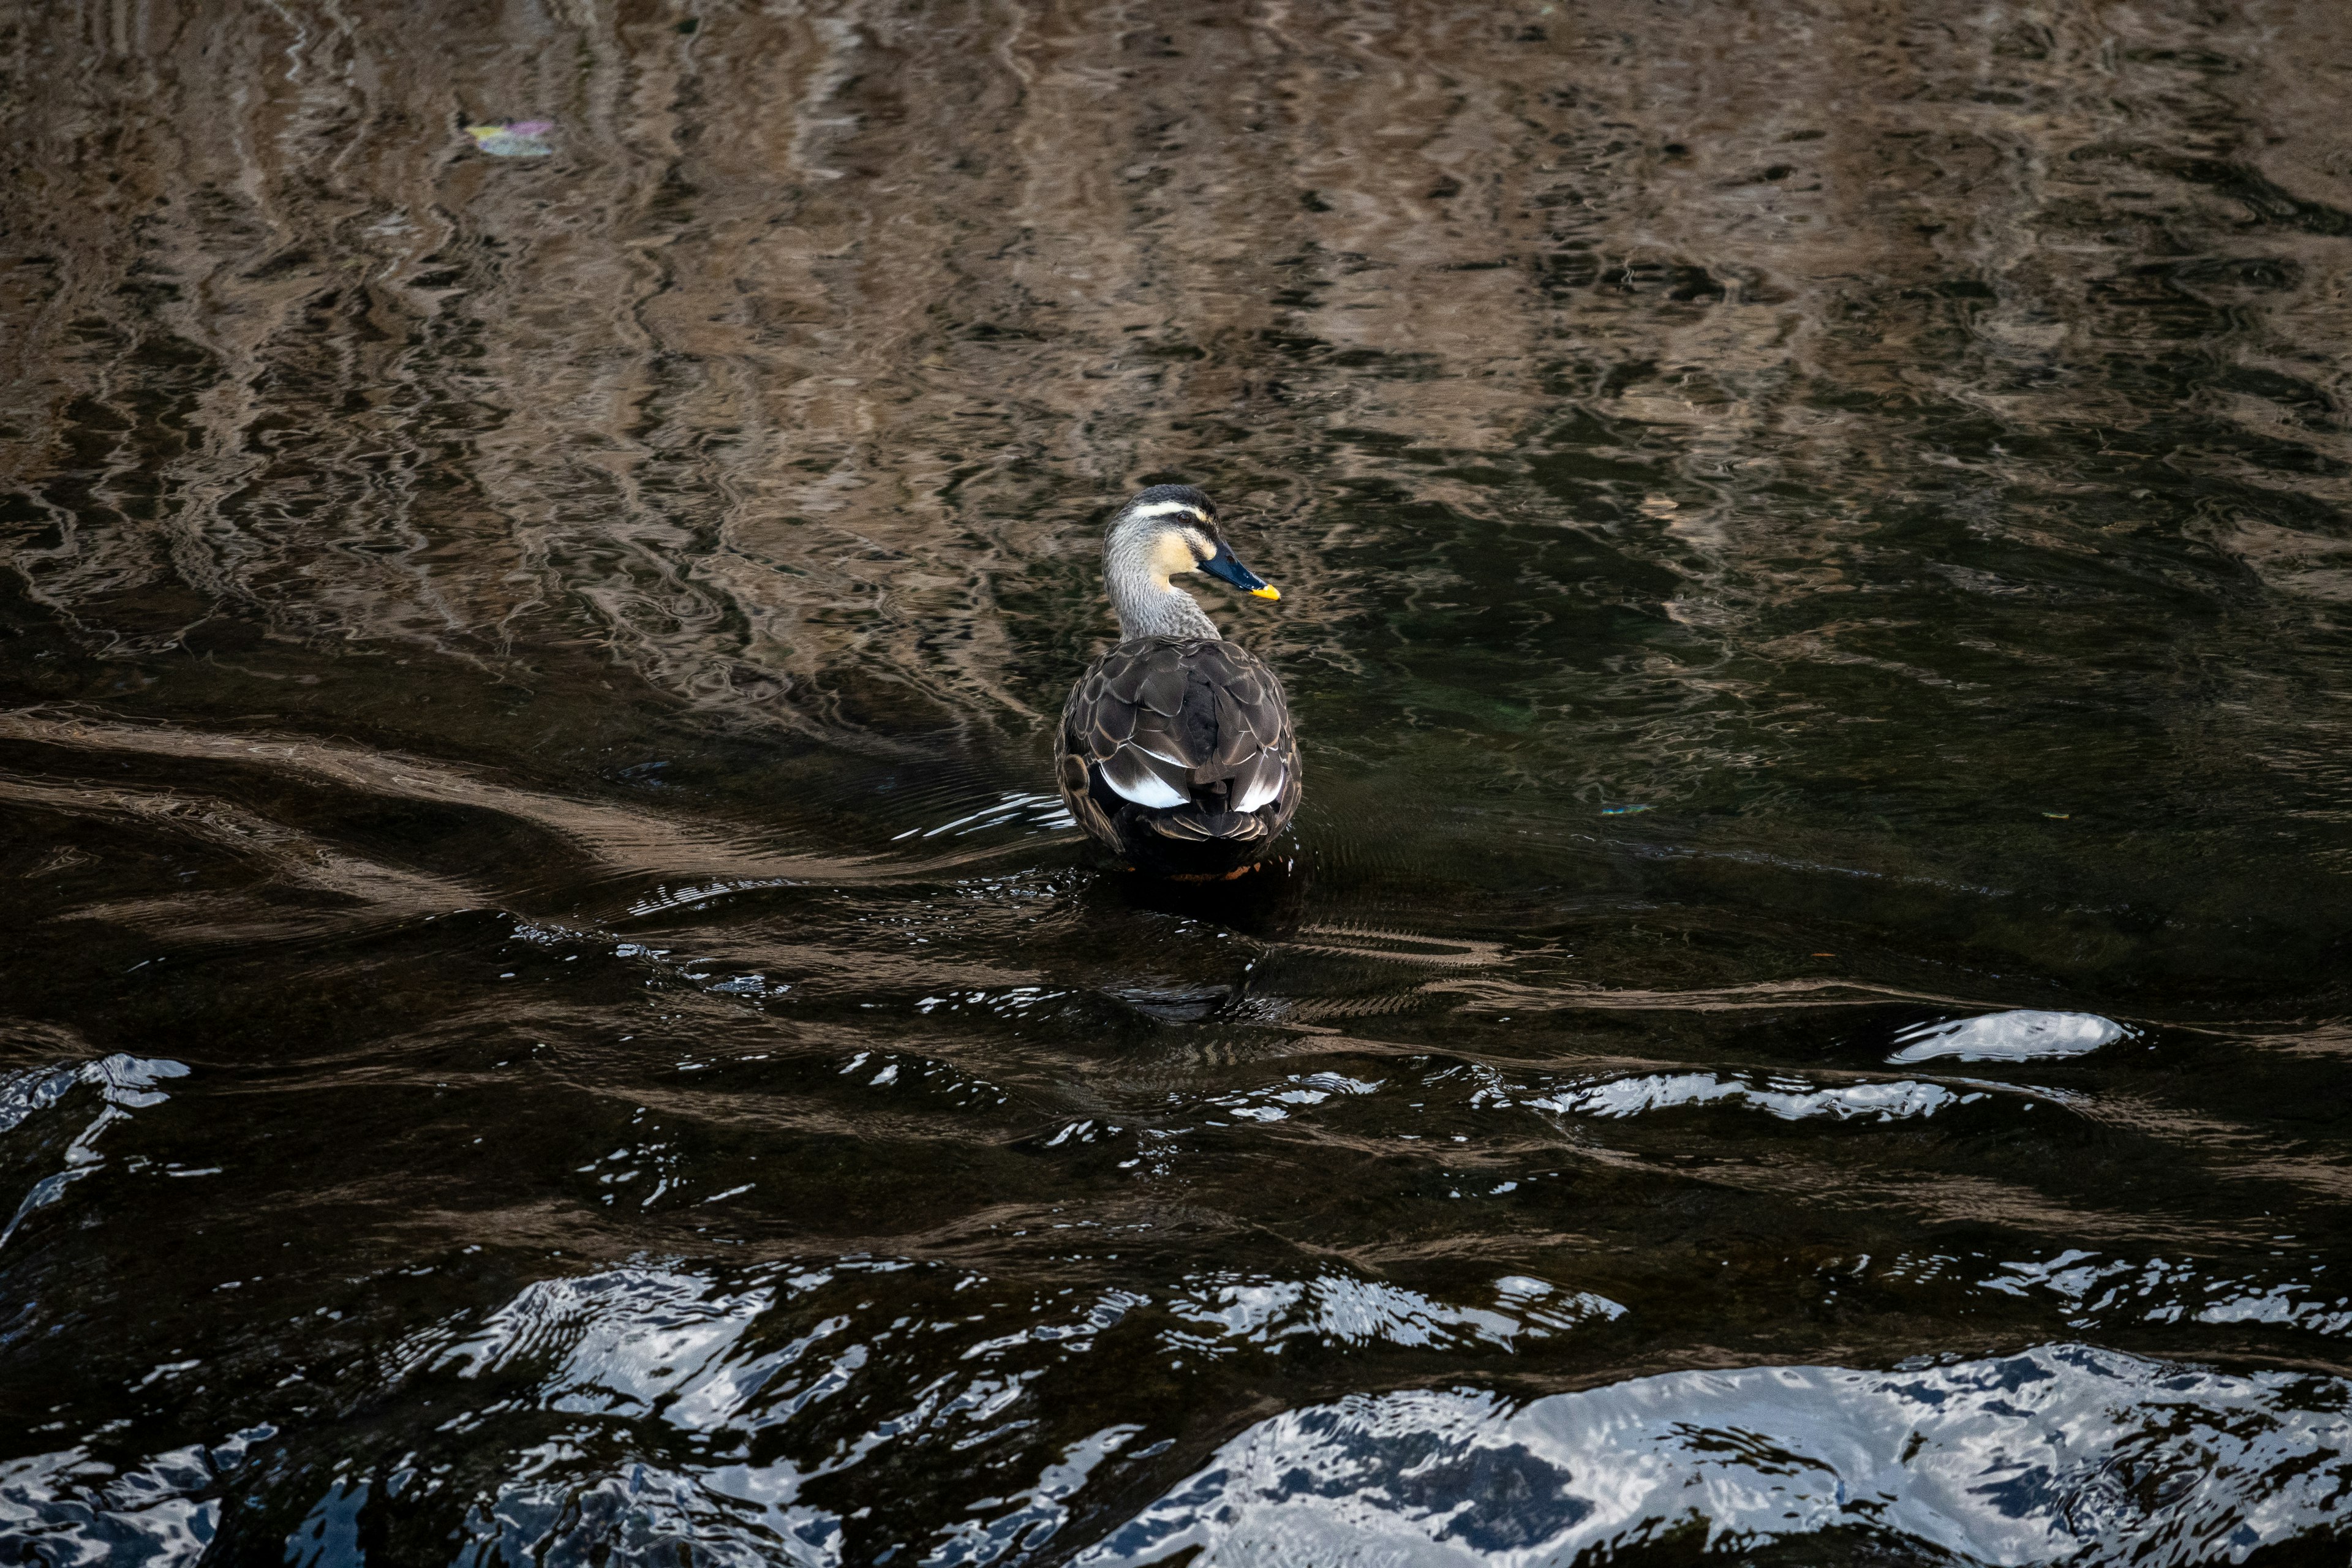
(1107, 484, 1280, 602)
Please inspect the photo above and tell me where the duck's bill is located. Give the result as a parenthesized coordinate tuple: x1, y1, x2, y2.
(1203, 544, 1281, 600)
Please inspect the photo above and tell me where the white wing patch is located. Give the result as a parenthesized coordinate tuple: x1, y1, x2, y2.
(1233, 756, 1287, 813)
(1101, 750, 1189, 809)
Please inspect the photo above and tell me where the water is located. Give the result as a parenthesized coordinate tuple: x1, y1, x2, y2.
(4, 1, 2351, 1562)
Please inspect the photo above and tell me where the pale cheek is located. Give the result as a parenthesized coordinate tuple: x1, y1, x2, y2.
(1153, 537, 1199, 579)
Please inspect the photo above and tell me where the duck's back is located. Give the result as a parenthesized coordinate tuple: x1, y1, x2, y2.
(1055, 636, 1300, 877)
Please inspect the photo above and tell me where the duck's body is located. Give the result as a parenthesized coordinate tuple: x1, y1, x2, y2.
(1055, 486, 1300, 878)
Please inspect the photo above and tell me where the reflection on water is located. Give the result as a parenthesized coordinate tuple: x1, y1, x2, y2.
(4, 0, 2352, 1560)
(1887, 1006, 2128, 1063)
(1087, 1344, 2352, 1566)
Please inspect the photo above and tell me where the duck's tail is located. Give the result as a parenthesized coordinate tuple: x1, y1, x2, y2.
(1146, 807, 1270, 843)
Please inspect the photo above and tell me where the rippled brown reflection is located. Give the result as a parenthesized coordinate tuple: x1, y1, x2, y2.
(7, 0, 2352, 1562)
(10, 0, 2345, 741)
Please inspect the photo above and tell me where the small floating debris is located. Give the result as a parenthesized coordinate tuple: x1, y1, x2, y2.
(1599, 804, 1651, 816)
(2041, 811, 2071, 820)
(466, 119, 555, 157)
(1888, 1009, 2126, 1064)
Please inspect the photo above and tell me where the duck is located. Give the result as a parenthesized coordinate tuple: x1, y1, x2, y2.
(1055, 484, 1302, 879)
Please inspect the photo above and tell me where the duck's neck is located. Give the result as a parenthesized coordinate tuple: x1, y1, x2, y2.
(1107, 542, 1221, 641)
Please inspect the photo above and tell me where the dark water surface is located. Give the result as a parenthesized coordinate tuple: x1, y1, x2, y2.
(7, 1, 2352, 1562)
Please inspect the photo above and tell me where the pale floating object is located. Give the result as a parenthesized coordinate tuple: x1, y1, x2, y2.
(466, 120, 554, 157)
(1888, 1008, 2125, 1064)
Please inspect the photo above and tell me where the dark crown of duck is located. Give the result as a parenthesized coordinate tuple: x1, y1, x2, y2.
(1054, 485, 1302, 878)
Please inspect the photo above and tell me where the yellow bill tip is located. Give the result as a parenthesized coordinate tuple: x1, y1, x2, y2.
(1251, 584, 1281, 600)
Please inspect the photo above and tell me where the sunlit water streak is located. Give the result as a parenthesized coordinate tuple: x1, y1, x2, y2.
(1084, 1345, 2352, 1567)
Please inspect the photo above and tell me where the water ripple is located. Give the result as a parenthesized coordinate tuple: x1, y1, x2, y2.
(1081, 1345, 2352, 1566)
